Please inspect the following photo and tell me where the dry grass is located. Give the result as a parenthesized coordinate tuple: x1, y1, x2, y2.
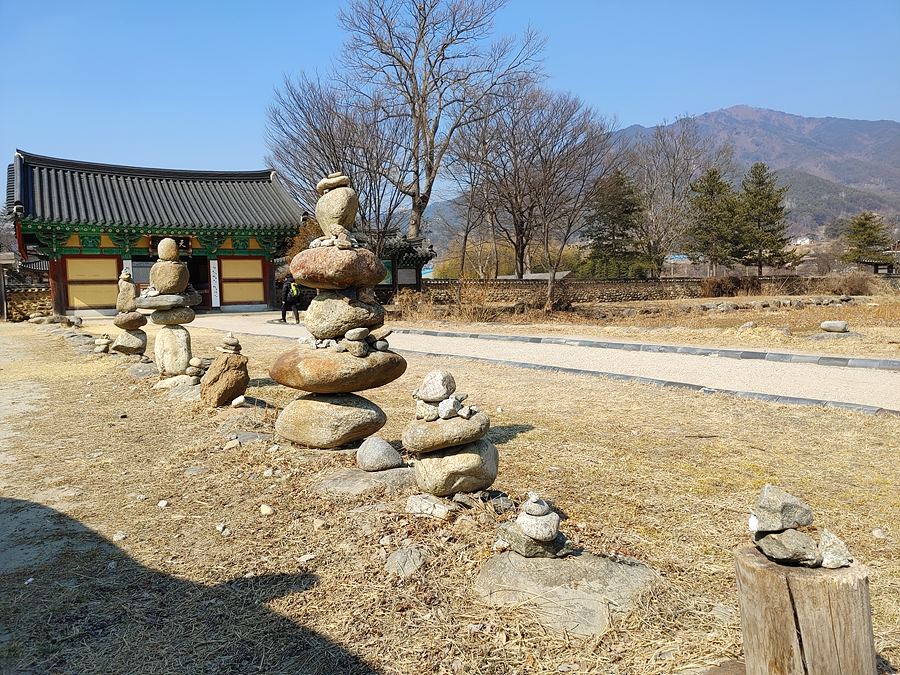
(1, 322, 898, 673)
(394, 294, 900, 358)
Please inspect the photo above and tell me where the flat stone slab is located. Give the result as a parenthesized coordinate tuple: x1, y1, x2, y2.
(474, 551, 655, 636)
(311, 467, 414, 498)
(127, 362, 159, 380)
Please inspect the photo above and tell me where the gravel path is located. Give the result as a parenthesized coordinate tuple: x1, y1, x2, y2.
(185, 312, 900, 411)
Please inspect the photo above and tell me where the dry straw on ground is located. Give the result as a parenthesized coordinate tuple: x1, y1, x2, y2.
(0, 322, 897, 673)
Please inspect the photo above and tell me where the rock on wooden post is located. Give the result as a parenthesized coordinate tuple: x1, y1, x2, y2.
(734, 545, 876, 675)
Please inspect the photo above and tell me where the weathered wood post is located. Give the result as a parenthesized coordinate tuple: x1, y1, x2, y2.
(734, 545, 876, 675)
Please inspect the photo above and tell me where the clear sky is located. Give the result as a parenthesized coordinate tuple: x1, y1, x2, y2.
(1, 0, 898, 172)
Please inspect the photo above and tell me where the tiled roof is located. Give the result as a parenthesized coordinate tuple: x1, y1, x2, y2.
(6, 150, 305, 231)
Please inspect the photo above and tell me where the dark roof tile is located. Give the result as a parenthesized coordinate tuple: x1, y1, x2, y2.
(7, 150, 305, 231)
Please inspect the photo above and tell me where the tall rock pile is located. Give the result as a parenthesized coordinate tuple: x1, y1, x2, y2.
(269, 172, 406, 449)
(135, 237, 201, 377)
(111, 269, 147, 355)
(402, 370, 498, 496)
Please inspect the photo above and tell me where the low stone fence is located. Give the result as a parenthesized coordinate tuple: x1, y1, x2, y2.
(5, 287, 53, 321)
(422, 275, 898, 306)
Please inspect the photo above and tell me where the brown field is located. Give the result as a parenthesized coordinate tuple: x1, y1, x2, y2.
(1, 321, 898, 674)
(394, 293, 900, 358)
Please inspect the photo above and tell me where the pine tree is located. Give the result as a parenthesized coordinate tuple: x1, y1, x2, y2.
(687, 168, 742, 273)
(737, 163, 800, 275)
(841, 211, 893, 264)
(583, 170, 647, 277)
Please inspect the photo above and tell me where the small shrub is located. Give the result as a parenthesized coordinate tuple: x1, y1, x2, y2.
(699, 276, 761, 297)
(818, 271, 895, 296)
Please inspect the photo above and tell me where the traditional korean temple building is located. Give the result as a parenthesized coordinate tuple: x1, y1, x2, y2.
(6, 150, 306, 314)
(5, 150, 436, 315)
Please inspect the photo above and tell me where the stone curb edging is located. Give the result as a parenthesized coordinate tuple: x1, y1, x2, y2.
(394, 348, 900, 417)
(392, 329, 900, 372)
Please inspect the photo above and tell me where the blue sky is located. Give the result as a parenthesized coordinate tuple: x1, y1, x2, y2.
(1, 0, 898, 172)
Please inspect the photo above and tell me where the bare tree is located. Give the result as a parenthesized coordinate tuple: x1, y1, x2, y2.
(339, 0, 543, 240)
(266, 74, 411, 256)
(530, 93, 621, 309)
(630, 116, 733, 276)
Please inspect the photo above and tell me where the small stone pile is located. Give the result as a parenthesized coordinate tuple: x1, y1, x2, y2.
(749, 484, 853, 569)
(135, 237, 201, 377)
(496, 493, 576, 558)
(94, 333, 113, 354)
(269, 172, 406, 449)
(111, 269, 148, 355)
(201, 333, 250, 407)
(402, 370, 498, 496)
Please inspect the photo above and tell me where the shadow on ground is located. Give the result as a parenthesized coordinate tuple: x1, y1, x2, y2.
(488, 423, 536, 445)
(0, 498, 379, 674)
(248, 377, 279, 388)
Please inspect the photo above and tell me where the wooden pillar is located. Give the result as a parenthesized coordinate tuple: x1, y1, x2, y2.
(48, 258, 66, 316)
(734, 545, 876, 675)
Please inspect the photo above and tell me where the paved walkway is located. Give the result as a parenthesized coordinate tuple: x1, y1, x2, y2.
(187, 312, 900, 413)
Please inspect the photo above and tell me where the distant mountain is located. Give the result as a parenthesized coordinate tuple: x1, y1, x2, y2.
(620, 105, 900, 235)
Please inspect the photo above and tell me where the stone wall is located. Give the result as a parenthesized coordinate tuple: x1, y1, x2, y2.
(422, 275, 899, 305)
(6, 288, 53, 321)
(423, 278, 706, 305)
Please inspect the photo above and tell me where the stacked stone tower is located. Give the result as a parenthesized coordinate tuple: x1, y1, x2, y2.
(270, 172, 407, 449)
(135, 237, 201, 377)
(111, 269, 148, 355)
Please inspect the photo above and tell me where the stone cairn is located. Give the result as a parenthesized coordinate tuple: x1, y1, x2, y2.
(134, 237, 201, 378)
(111, 269, 148, 356)
(496, 492, 576, 558)
(200, 332, 250, 407)
(401, 370, 498, 497)
(269, 172, 406, 448)
(748, 484, 852, 568)
(93, 333, 113, 354)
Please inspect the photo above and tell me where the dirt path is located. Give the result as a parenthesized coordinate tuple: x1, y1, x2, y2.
(181, 312, 900, 411)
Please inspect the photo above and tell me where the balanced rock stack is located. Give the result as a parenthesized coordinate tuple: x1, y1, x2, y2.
(135, 237, 201, 377)
(269, 172, 405, 449)
(111, 269, 148, 355)
(749, 484, 853, 568)
(402, 370, 498, 496)
(94, 333, 113, 354)
(497, 493, 576, 558)
(201, 333, 250, 407)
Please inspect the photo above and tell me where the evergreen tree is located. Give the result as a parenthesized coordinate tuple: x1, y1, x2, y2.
(583, 170, 647, 277)
(737, 162, 800, 275)
(686, 168, 743, 272)
(841, 211, 893, 264)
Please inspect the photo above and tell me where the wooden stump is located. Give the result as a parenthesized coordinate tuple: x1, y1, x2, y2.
(734, 545, 876, 675)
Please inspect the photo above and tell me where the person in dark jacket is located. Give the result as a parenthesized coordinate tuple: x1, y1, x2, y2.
(280, 278, 302, 323)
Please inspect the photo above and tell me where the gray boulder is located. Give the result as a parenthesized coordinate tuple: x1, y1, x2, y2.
(303, 291, 384, 340)
(497, 522, 575, 559)
(412, 437, 498, 496)
(356, 436, 403, 472)
(415, 370, 456, 402)
(754, 529, 821, 566)
(819, 529, 853, 569)
(111, 329, 147, 355)
(153, 324, 192, 377)
(820, 320, 849, 333)
(275, 393, 386, 449)
(402, 412, 490, 454)
(385, 547, 427, 579)
(750, 484, 813, 533)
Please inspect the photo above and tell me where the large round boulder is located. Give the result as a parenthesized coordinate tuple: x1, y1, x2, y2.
(149, 260, 190, 294)
(290, 247, 386, 290)
(150, 306, 195, 325)
(111, 329, 147, 355)
(113, 311, 147, 330)
(153, 324, 192, 377)
(200, 353, 250, 407)
(275, 394, 386, 449)
(269, 346, 406, 393)
(304, 291, 385, 340)
(401, 413, 490, 455)
(413, 438, 499, 496)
